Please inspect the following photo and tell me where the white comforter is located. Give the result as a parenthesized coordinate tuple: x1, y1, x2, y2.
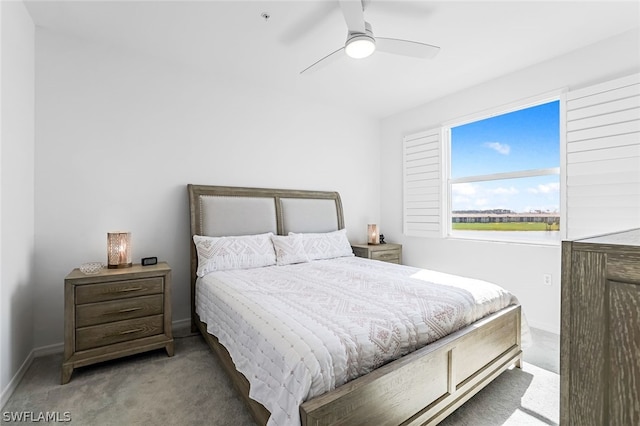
(196, 257, 517, 426)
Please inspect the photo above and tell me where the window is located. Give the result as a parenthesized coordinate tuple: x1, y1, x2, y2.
(446, 99, 561, 243)
(403, 75, 638, 244)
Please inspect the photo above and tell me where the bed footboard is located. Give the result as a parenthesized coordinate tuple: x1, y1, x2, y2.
(196, 305, 521, 426)
(300, 304, 522, 426)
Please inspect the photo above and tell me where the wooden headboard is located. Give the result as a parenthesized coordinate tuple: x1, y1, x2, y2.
(187, 184, 344, 329)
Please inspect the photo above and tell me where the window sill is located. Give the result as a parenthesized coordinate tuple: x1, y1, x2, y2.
(448, 230, 561, 246)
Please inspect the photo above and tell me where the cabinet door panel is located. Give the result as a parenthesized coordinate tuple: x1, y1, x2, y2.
(608, 280, 640, 426)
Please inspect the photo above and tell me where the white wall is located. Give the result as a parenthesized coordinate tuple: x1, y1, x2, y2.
(380, 28, 640, 334)
(1, 0, 35, 404)
(33, 29, 381, 348)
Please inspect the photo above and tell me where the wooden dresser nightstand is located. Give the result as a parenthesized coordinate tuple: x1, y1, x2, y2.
(351, 243, 402, 264)
(62, 262, 174, 384)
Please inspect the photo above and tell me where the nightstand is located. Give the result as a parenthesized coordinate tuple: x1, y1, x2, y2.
(62, 262, 174, 384)
(351, 243, 402, 264)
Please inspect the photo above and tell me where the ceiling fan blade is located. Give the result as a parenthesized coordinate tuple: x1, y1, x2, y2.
(300, 47, 345, 75)
(339, 0, 365, 33)
(376, 37, 440, 59)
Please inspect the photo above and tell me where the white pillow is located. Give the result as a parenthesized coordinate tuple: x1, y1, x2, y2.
(193, 233, 276, 277)
(270, 234, 310, 266)
(290, 229, 354, 261)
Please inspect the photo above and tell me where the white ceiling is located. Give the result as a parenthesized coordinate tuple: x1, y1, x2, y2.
(25, 0, 640, 118)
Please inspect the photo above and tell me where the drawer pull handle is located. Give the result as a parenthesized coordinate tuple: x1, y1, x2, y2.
(120, 328, 144, 335)
(117, 286, 143, 293)
(102, 307, 142, 316)
(107, 328, 144, 337)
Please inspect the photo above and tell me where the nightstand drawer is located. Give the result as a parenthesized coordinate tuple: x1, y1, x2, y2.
(371, 250, 401, 263)
(76, 295, 164, 328)
(76, 277, 163, 304)
(351, 243, 402, 265)
(76, 314, 164, 351)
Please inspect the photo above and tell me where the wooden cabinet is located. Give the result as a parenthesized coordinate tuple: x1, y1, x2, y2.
(561, 229, 640, 425)
(351, 243, 402, 264)
(62, 262, 174, 384)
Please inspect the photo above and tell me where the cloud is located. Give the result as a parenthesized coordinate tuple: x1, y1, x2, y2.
(490, 186, 519, 195)
(527, 183, 560, 194)
(524, 205, 559, 213)
(452, 181, 559, 212)
(452, 182, 477, 195)
(484, 142, 510, 155)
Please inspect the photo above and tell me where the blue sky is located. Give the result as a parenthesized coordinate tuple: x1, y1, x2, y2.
(450, 100, 560, 213)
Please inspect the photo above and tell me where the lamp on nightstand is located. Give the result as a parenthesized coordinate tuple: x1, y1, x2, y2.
(107, 232, 132, 268)
(367, 224, 380, 245)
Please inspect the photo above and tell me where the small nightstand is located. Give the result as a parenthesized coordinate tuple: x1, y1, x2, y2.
(62, 262, 174, 384)
(351, 243, 403, 264)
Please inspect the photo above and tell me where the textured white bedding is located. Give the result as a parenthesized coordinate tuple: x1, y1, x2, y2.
(196, 257, 518, 426)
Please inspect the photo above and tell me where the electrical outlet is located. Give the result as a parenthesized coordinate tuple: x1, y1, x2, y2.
(543, 273, 552, 286)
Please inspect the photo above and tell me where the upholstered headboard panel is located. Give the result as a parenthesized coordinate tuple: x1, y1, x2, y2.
(199, 195, 278, 237)
(187, 184, 345, 326)
(280, 198, 340, 234)
(189, 185, 344, 237)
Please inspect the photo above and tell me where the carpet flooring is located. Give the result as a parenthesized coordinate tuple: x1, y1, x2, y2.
(2, 328, 559, 425)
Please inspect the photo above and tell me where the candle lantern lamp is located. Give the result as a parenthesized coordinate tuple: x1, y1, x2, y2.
(107, 232, 132, 269)
(367, 224, 380, 245)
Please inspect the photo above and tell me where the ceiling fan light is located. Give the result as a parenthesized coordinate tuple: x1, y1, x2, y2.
(345, 36, 376, 59)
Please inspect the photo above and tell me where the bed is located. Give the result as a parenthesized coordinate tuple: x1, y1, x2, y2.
(188, 184, 522, 426)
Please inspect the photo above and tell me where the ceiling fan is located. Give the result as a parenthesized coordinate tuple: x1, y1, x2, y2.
(300, 0, 440, 74)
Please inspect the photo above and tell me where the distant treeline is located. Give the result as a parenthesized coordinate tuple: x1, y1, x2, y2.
(452, 211, 559, 224)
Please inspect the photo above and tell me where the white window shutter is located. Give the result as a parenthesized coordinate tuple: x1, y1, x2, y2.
(403, 128, 443, 238)
(566, 73, 640, 239)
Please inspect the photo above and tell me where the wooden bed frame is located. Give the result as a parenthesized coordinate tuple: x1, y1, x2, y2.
(188, 184, 522, 426)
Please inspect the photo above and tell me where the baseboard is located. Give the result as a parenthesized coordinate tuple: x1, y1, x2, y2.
(0, 349, 34, 410)
(527, 320, 560, 335)
(33, 342, 64, 357)
(172, 317, 191, 334)
(1, 317, 193, 409)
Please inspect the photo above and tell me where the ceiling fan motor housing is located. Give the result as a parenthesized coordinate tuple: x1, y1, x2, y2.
(345, 22, 376, 58)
